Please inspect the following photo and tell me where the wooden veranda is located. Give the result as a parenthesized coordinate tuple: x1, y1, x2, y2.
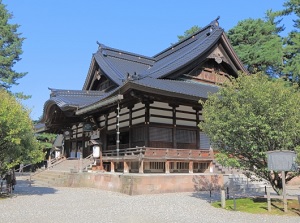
(95, 147, 214, 174)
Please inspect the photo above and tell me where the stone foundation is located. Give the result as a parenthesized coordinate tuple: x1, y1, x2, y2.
(60, 172, 224, 195)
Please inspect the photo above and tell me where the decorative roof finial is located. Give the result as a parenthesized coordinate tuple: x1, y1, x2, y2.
(214, 16, 220, 26)
(96, 41, 102, 49)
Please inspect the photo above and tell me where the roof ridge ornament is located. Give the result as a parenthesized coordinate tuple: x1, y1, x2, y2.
(96, 41, 107, 56)
(126, 72, 140, 81)
(211, 16, 220, 28)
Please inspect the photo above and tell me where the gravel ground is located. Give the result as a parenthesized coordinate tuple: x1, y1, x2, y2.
(0, 175, 299, 223)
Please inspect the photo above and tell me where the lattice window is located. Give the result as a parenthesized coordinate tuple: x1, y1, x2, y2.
(193, 162, 209, 170)
(170, 162, 189, 169)
(149, 127, 172, 142)
(176, 129, 196, 143)
(150, 162, 165, 169)
(132, 126, 145, 142)
(200, 132, 211, 149)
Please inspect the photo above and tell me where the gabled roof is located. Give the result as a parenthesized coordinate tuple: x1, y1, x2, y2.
(84, 17, 246, 89)
(42, 18, 247, 126)
(89, 45, 155, 86)
(141, 19, 224, 79)
(44, 88, 107, 111)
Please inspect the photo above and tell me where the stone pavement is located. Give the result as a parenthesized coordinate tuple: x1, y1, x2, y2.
(0, 174, 299, 223)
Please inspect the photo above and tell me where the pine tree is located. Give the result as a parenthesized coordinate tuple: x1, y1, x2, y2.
(0, 1, 27, 90)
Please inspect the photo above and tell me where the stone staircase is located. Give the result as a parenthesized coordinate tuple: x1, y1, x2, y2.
(212, 160, 271, 195)
(212, 160, 241, 174)
(223, 173, 271, 196)
(32, 170, 70, 187)
(32, 157, 94, 187)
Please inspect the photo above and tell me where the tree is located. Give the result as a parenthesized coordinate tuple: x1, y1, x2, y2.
(199, 73, 300, 194)
(0, 89, 43, 174)
(0, 1, 27, 90)
(227, 18, 284, 77)
(277, 0, 300, 84)
(177, 25, 201, 41)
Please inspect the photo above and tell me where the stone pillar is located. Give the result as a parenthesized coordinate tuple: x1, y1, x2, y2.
(189, 161, 193, 173)
(165, 161, 170, 174)
(124, 161, 129, 173)
(110, 162, 115, 173)
(139, 160, 144, 173)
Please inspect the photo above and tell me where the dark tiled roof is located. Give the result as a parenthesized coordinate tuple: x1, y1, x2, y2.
(94, 44, 154, 85)
(142, 28, 223, 79)
(94, 19, 223, 84)
(45, 88, 107, 111)
(130, 77, 219, 99)
(43, 18, 238, 118)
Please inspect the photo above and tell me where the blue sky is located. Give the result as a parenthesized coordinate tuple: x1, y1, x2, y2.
(3, 0, 295, 120)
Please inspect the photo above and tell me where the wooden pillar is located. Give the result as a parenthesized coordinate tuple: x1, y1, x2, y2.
(139, 160, 144, 173)
(195, 108, 200, 149)
(123, 161, 129, 173)
(128, 105, 133, 148)
(144, 102, 150, 147)
(165, 161, 170, 174)
(110, 161, 115, 173)
(104, 114, 108, 150)
(172, 105, 177, 149)
(82, 137, 85, 158)
(75, 124, 79, 156)
(189, 161, 193, 173)
(282, 171, 287, 212)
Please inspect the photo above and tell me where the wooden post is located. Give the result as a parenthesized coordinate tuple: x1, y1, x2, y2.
(282, 171, 287, 212)
(189, 161, 193, 173)
(221, 190, 226, 208)
(110, 162, 115, 173)
(165, 161, 170, 174)
(124, 161, 129, 173)
(139, 160, 144, 173)
(79, 152, 83, 173)
(267, 189, 271, 212)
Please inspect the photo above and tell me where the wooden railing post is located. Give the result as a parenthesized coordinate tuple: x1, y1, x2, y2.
(124, 161, 129, 173)
(139, 160, 144, 173)
(110, 162, 115, 173)
(189, 161, 193, 173)
(165, 161, 170, 174)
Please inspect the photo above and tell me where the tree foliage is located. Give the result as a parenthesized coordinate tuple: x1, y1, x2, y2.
(226, 0, 300, 83)
(227, 18, 283, 77)
(177, 25, 201, 41)
(0, 1, 27, 90)
(199, 73, 300, 194)
(279, 0, 300, 84)
(0, 89, 43, 174)
(36, 133, 57, 149)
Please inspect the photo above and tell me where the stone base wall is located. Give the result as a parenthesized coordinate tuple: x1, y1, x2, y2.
(61, 173, 224, 195)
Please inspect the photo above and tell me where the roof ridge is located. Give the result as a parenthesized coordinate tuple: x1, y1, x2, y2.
(152, 17, 222, 59)
(141, 28, 223, 78)
(96, 42, 155, 61)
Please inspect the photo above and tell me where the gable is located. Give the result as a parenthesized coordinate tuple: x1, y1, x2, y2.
(82, 44, 154, 91)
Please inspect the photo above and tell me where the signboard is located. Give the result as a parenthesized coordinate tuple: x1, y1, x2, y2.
(83, 122, 93, 132)
(267, 151, 297, 171)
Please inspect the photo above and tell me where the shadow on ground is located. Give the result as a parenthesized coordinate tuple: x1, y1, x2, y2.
(8, 177, 58, 197)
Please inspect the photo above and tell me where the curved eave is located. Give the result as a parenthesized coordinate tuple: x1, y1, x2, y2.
(143, 28, 224, 79)
(220, 33, 248, 74)
(82, 57, 96, 90)
(126, 78, 219, 101)
(41, 99, 77, 123)
(94, 52, 124, 86)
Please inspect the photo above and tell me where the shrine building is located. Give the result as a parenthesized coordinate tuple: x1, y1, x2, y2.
(40, 17, 247, 175)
